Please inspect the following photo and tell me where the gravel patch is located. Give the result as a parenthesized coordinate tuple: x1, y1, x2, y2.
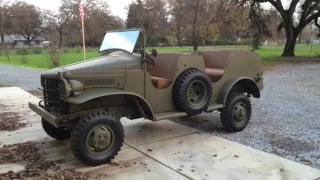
(0, 142, 89, 180)
(27, 90, 43, 99)
(0, 112, 26, 131)
(0, 65, 43, 90)
(173, 62, 320, 168)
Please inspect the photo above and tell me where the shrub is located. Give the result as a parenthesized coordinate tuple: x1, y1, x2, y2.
(75, 46, 81, 53)
(251, 37, 263, 50)
(16, 49, 29, 55)
(49, 46, 60, 66)
(32, 47, 42, 54)
(63, 48, 69, 53)
(21, 55, 28, 64)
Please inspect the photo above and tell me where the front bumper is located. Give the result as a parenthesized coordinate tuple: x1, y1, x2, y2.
(29, 102, 59, 127)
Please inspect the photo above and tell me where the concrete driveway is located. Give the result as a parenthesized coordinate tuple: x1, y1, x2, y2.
(0, 87, 319, 180)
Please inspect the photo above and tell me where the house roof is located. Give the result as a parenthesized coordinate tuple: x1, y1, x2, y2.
(0, 35, 45, 43)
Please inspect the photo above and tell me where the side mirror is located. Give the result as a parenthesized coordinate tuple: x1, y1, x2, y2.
(151, 49, 158, 57)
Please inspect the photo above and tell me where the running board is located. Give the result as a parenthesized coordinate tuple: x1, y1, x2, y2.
(155, 104, 224, 121)
(206, 103, 224, 112)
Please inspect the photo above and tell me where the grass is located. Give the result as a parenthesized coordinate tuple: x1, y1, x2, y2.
(0, 44, 319, 70)
(0, 84, 13, 88)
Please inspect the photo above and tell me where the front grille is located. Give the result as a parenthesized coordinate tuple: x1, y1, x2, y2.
(42, 78, 60, 111)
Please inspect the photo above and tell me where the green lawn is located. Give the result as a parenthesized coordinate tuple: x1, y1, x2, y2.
(0, 44, 319, 70)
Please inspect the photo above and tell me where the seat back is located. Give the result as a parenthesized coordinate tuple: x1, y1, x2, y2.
(148, 53, 182, 80)
(202, 50, 230, 69)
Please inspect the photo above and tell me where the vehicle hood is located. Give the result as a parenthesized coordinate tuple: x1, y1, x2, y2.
(41, 51, 141, 78)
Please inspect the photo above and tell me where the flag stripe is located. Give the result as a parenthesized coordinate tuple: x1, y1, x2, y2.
(79, 4, 85, 17)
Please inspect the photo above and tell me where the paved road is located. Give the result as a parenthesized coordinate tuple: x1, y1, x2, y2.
(1, 63, 320, 168)
(0, 65, 43, 90)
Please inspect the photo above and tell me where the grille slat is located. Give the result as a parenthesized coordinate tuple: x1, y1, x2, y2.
(42, 78, 60, 111)
(84, 77, 115, 87)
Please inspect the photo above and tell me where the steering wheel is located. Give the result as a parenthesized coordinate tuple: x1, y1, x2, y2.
(146, 55, 155, 68)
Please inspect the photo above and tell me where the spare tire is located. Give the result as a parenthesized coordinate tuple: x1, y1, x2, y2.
(173, 69, 212, 115)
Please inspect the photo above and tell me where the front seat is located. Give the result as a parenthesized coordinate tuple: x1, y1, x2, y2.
(148, 53, 181, 89)
(151, 77, 173, 89)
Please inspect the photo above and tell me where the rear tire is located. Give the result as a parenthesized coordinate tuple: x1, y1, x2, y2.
(173, 69, 212, 115)
(220, 93, 252, 132)
(42, 119, 71, 140)
(71, 111, 124, 166)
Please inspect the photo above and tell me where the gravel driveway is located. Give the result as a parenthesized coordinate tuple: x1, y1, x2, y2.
(174, 62, 320, 168)
(1, 63, 319, 168)
(0, 65, 43, 90)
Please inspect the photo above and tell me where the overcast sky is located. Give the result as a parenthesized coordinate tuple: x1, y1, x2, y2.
(18, 0, 291, 20)
(20, 0, 132, 20)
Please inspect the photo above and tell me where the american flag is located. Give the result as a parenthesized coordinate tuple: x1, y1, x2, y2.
(79, 4, 85, 18)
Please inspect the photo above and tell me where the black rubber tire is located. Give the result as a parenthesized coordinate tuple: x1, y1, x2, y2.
(42, 119, 71, 140)
(220, 93, 252, 132)
(173, 69, 212, 115)
(71, 111, 124, 166)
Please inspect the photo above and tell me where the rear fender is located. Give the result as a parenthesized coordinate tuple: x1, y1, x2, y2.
(62, 88, 154, 121)
(217, 77, 260, 105)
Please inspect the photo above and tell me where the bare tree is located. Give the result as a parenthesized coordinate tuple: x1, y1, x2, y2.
(168, 0, 187, 47)
(0, 0, 10, 43)
(47, 10, 72, 48)
(126, 0, 168, 47)
(242, 0, 320, 56)
(168, 0, 247, 51)
(184, 0, 216, 51)
(8, 1, 48, 46)
(59, 0, 122, 47)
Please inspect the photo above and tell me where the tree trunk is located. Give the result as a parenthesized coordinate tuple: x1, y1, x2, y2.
(143, 32, 148, 49)
(281, 24, 301, 57)
(58, 29, 63, 48)
(176, 32, 182, 48)
(27, 40, 31, 49)
(192, 0, 200, 52)
(0, 34, 4, 43)
(281, 34, 297, 56)
(193, 41, 199, 51)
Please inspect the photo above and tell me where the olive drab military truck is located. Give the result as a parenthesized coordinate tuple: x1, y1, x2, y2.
(29, 29, 264, 166)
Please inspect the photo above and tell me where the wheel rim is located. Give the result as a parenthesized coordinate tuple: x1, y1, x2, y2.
(187, 80, 207, 107)
(86, 125, 115, 155)
(232, 102, 247, 122)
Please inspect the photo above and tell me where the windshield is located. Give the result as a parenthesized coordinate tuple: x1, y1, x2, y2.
(99, 30, 140, 53)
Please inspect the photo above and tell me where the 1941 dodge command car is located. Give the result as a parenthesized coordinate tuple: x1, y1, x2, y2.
(29, 29, 264, 166)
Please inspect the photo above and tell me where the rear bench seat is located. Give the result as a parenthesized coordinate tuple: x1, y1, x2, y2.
(202, 51, 230, 82)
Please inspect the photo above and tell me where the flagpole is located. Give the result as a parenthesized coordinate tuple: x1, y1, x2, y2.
(81, 16, 86, 61)
(80, 3, 86, 61)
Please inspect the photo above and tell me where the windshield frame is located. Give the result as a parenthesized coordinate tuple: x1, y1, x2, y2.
(98, 29, 142, 54)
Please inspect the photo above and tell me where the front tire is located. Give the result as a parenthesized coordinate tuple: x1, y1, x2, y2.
(71, 111, 124, 166)
(220, 93, 252, 132)
(42, 119, 71, 140)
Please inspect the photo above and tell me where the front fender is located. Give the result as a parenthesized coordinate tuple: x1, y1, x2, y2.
(217, 77, 261, 105)
(61, 88, 154, 120)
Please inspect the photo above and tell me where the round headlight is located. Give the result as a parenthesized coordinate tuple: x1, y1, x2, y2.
(69, 80, 84, 93)
(63, 71, 71, 79)
(58, 79, 71, 97)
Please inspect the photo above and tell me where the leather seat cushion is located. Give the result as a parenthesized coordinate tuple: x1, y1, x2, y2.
(205, 68, 224, 82)
(151, 77, 173, 89)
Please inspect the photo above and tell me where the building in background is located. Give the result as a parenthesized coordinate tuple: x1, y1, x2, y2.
(312, 39, 320, 44)
(0, 35, 46, 49)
